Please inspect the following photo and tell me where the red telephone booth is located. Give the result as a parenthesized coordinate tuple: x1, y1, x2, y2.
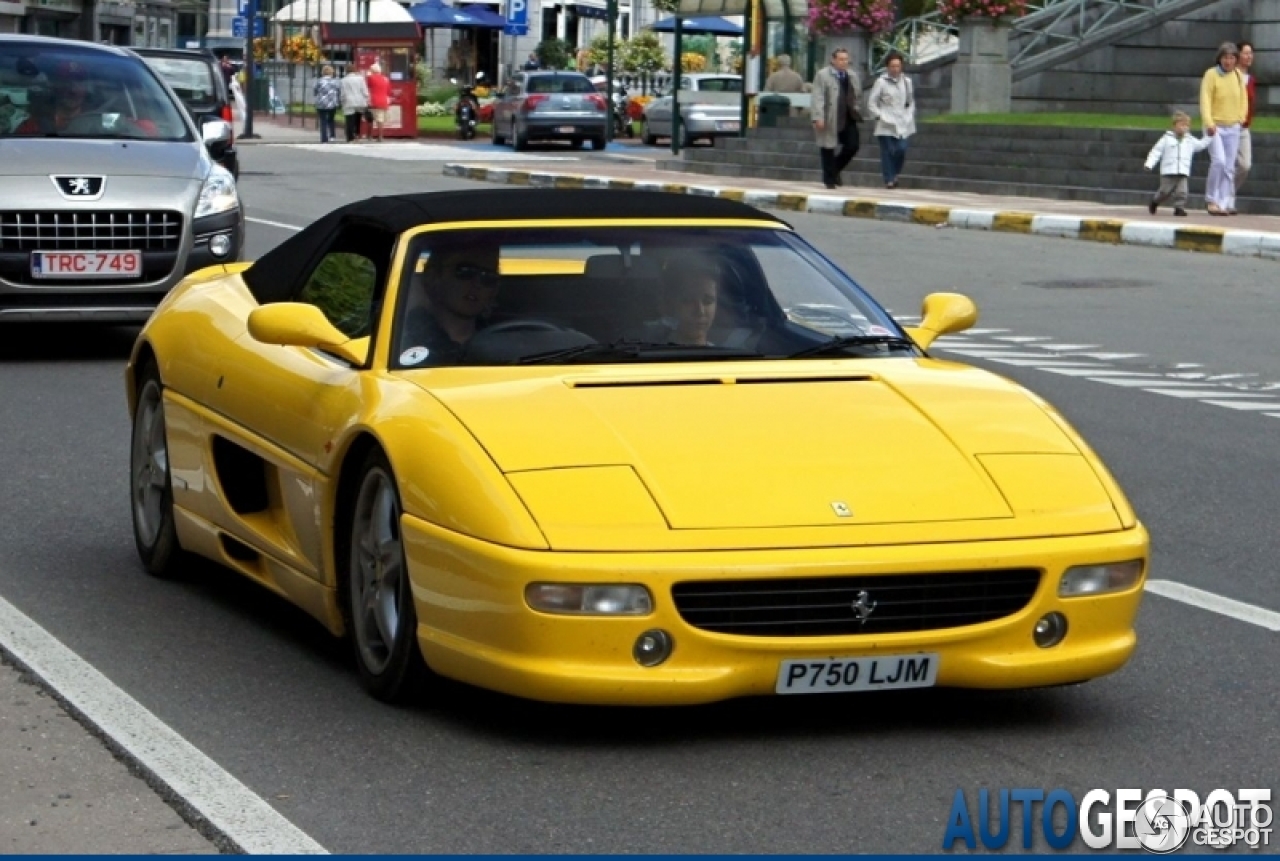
(320, 22, 421, 139)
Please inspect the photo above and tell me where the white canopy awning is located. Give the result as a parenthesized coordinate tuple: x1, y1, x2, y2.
(676, 0, 805, 19)
(273, 0, 414, 23)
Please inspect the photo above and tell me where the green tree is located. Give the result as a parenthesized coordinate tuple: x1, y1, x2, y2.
(585, 34, 613, 69)
(652, 0, 679, 12)
(621, 32, 668, 73)
(535, 38, 571, 70)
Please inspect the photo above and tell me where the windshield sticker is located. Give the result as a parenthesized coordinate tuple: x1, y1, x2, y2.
(400, 346, 430, 366)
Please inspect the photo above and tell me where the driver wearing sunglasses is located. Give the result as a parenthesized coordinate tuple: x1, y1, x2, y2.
(399, 242, 501, 366)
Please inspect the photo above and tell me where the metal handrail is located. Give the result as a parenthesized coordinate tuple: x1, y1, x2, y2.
(869, 0, 1217, 77)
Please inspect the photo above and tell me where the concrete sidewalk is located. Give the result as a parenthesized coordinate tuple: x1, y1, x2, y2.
(0, 656, 218, 853)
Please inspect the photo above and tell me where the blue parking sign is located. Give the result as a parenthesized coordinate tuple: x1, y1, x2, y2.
(504, 0, 528, 33)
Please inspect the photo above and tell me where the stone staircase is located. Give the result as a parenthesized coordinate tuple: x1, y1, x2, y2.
(657, 117, 1280, 215)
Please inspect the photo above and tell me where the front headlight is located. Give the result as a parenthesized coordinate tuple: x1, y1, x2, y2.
(1058, 560, 1144, 597)
(525, 583, 653, 616)
(194, 165, 239, 219)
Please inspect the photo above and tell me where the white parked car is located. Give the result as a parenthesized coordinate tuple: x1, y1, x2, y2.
(641, 73, 742, 147)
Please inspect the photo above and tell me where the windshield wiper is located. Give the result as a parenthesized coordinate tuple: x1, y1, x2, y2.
(787, 334, 916, 359)
(516, 340, 761, 365)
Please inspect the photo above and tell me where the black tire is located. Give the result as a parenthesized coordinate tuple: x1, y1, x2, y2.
(491, 119, 505, 145)
(129, 363, 185, 578)
(641, 120, 657, 146)
(513, 121, 528, 151)
(590, 136, 607, 151)
(569, 137, 584, 149)
(337, 447, 429, 703)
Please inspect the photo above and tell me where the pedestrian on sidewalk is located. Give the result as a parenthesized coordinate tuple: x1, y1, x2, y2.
(313, 64, 340, 143)
(1199, 41, 1247, 215)
(811, 47, 861, 190)
(1144, 110, 1209, 217)
(867, 52, 916, 189)
(764, 54, 805, 93)
(367, 63, 390, 142)
(1235, 41, 1256, 196)
(340, 65, 370, 143)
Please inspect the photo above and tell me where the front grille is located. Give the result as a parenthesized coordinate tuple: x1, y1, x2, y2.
(672, 569, 1042, 637)
(0, 211, 184, 252)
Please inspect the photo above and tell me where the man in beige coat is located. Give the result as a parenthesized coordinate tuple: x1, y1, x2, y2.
(810, 48, 861, 189)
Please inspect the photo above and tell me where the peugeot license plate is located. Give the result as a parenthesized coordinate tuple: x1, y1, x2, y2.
(776, 653, 938, 694)
(717, 120, 740, 131)
(31, 251, 142, 279)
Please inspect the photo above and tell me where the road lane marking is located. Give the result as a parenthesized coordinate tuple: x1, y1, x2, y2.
(0, 595, 328, 854)
(1201, 400, 1280, 411)
(247, 217, 304, 232)
(1145, 580, 1280, 632)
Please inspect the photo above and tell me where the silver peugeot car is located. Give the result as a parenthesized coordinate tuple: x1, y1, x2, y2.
(0, 35, 244, 323)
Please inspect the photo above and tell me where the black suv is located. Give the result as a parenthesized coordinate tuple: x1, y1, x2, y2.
(134, 47, 239, 180)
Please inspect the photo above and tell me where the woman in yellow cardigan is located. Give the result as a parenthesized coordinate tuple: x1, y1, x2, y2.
(1199, 41, 1248, 215)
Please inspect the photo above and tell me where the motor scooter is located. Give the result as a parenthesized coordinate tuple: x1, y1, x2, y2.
(611, 82, 633, 138)
(451, 71, 484, 140)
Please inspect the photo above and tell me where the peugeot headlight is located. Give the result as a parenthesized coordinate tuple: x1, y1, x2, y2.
(194, 165, 239, 219)
(1058, 560, 1144, 597)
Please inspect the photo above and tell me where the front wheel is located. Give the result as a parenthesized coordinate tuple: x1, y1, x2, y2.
(130, 364, 185, 578)
(340, 448, 428, 703)
(641, 120, 657, 146)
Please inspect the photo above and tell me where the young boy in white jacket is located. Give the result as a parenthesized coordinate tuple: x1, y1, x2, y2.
(1145, 110, 1211, 216)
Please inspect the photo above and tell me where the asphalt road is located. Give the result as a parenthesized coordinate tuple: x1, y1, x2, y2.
(0, 143, 1276, 853)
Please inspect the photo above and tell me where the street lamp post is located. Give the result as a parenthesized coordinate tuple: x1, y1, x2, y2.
(605, 0, 617, 143)
(242, 0, 260, 138)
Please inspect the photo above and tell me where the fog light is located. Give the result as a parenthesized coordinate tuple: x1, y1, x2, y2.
(1032, 612, 1068, 648)
(525, 583, 652, 616)
(209, 233, 232, 258)
(1059, 560, 1144, 597)
(633, 629, 673, 667)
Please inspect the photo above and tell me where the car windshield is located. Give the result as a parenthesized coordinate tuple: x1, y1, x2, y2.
(0, 44, 191, 140)
(391, 226, 910, 368)
(526, 75, 594, 94)
(141, 55, 219, 107)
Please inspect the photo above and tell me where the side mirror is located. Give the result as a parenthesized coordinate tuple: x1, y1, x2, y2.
(201, 117, 233, 145)
(247, 303, 369, 366)
(903, 292, 977, 351)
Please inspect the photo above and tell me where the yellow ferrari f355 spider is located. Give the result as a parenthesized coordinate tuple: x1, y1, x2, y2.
(125, 189, 1148, 706)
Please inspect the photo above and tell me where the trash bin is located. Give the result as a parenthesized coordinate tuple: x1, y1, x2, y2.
(757, 94, 791, 128)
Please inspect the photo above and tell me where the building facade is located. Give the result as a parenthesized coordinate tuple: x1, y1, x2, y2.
(0, 0, 177, 44)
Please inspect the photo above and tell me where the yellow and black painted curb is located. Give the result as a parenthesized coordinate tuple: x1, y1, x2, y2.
(443, 163, 1280, 261)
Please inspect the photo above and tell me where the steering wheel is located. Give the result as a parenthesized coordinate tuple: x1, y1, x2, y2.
(482, 319, 567, 335)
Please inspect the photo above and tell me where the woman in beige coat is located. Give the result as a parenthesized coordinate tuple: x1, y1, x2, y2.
(810, 48, 861, 189)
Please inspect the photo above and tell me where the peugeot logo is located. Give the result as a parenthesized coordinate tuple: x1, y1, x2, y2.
(51, 175, 105, 200)
(831, 501, 852, 517)
(850, 590, 876, 624)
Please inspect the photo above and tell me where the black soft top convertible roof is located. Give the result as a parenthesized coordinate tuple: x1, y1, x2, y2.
(241, 189, 788, 304)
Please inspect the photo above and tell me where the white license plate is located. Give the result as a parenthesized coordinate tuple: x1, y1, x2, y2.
(776, 653, 938, 695)
(31, 251, 142, 279)
(717, 121, 741, 131)
(557, 126, 576, 134)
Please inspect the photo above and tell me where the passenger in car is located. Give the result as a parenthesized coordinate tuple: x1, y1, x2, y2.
(641, 261, 721, 346)
(399, 241, 501, 366)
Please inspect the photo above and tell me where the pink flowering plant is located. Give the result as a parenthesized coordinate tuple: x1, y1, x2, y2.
(934, 0, 1028, 23)
(806, 0, 896, 36)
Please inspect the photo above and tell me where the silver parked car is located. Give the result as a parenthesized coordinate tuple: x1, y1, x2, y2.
(490, 70, 609, 151)
(0, 35, 244, 323)
(642, 73, 742, 147)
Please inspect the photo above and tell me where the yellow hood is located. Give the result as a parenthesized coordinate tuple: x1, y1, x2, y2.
(406, 362, 1123, 549)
